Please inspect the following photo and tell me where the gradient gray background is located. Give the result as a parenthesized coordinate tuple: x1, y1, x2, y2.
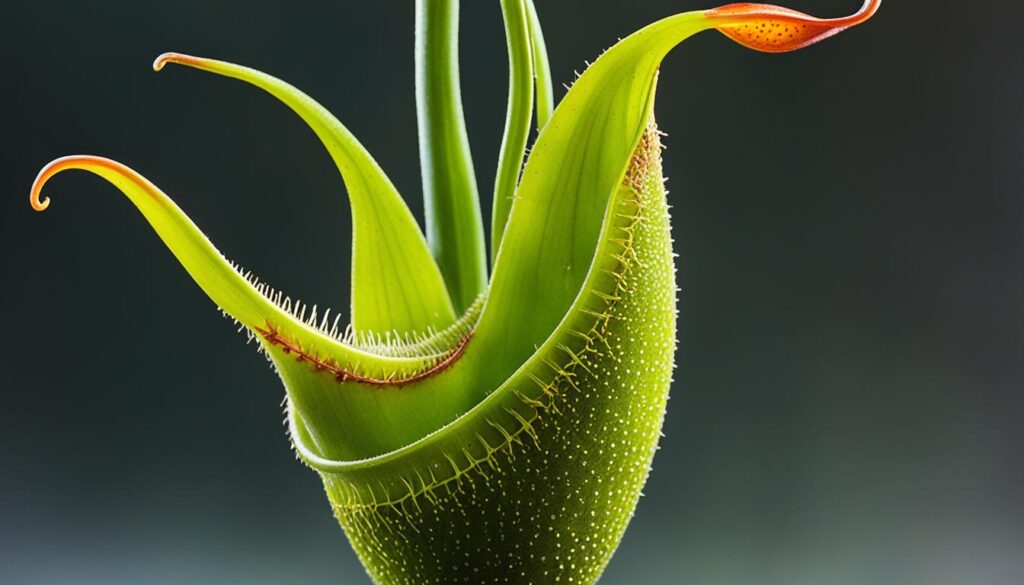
(2, 1, 1021, 583)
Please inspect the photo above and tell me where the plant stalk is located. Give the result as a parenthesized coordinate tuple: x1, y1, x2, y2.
(415, 0, 488, 311)
(526, 0, 553, 130)
(491, 0, 534, 262)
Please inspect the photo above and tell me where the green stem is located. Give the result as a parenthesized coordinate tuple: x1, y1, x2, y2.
(526, 0, 554, 130)
(415, 0, 487, 312)
(491, 0, 534, 263)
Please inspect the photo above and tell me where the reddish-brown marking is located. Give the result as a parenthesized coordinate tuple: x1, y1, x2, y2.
(257, 324, 474, 387)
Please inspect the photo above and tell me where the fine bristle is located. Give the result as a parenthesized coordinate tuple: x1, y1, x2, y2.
(225, 260, 482, 362)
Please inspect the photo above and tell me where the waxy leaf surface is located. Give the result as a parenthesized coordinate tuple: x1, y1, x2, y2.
(154, 53, 456, 337)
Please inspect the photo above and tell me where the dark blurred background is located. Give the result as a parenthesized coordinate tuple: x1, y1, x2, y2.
(2, 1, 1021, 583)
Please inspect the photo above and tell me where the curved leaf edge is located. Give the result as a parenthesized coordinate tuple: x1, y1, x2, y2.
(290, 115, 663, 508)
(154, 52, 457, 337)
(29, 156, 472, 382)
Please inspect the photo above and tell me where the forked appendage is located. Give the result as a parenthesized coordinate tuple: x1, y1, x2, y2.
(707, 0, 880, 53)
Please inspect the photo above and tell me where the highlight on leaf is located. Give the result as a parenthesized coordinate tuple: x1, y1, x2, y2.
(153, 51, 456, 338)
(29, 2, 879, 583)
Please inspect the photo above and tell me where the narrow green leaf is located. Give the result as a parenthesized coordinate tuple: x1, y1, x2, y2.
(415, 0, 488, 311)
(490, 0, 534, 263)
(466, 13, 711, 397)
(414, 0, 883, 433)
(29, 155, 448, 379)
(31, 154, 482, 461)
(526, 0, 554, 130)
(154, 53, 455, 337)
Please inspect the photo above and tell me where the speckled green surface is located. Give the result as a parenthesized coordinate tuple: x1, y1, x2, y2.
(295, 124, 676, 584)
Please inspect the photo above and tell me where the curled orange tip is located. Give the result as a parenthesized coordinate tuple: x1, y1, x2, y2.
(706, 0, 880, 53)
(30, 155, 155, 212)
(30, 156, 80, 211)
(153, 52, 203, 72)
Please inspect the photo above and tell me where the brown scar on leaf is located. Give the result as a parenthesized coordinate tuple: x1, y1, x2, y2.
(257, 323, 474, 387)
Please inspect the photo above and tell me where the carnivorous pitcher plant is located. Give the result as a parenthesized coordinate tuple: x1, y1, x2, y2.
(30, 1, 879, 582)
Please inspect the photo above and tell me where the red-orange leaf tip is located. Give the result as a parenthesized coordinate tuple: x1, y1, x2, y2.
(706, 0, 880, 53)
(152, 52, 201, 72)
(30, 155, 164, 212)
(30, 156, 81, 211)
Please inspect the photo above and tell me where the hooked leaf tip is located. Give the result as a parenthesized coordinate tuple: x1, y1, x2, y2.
(706, 0, 880, 53)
